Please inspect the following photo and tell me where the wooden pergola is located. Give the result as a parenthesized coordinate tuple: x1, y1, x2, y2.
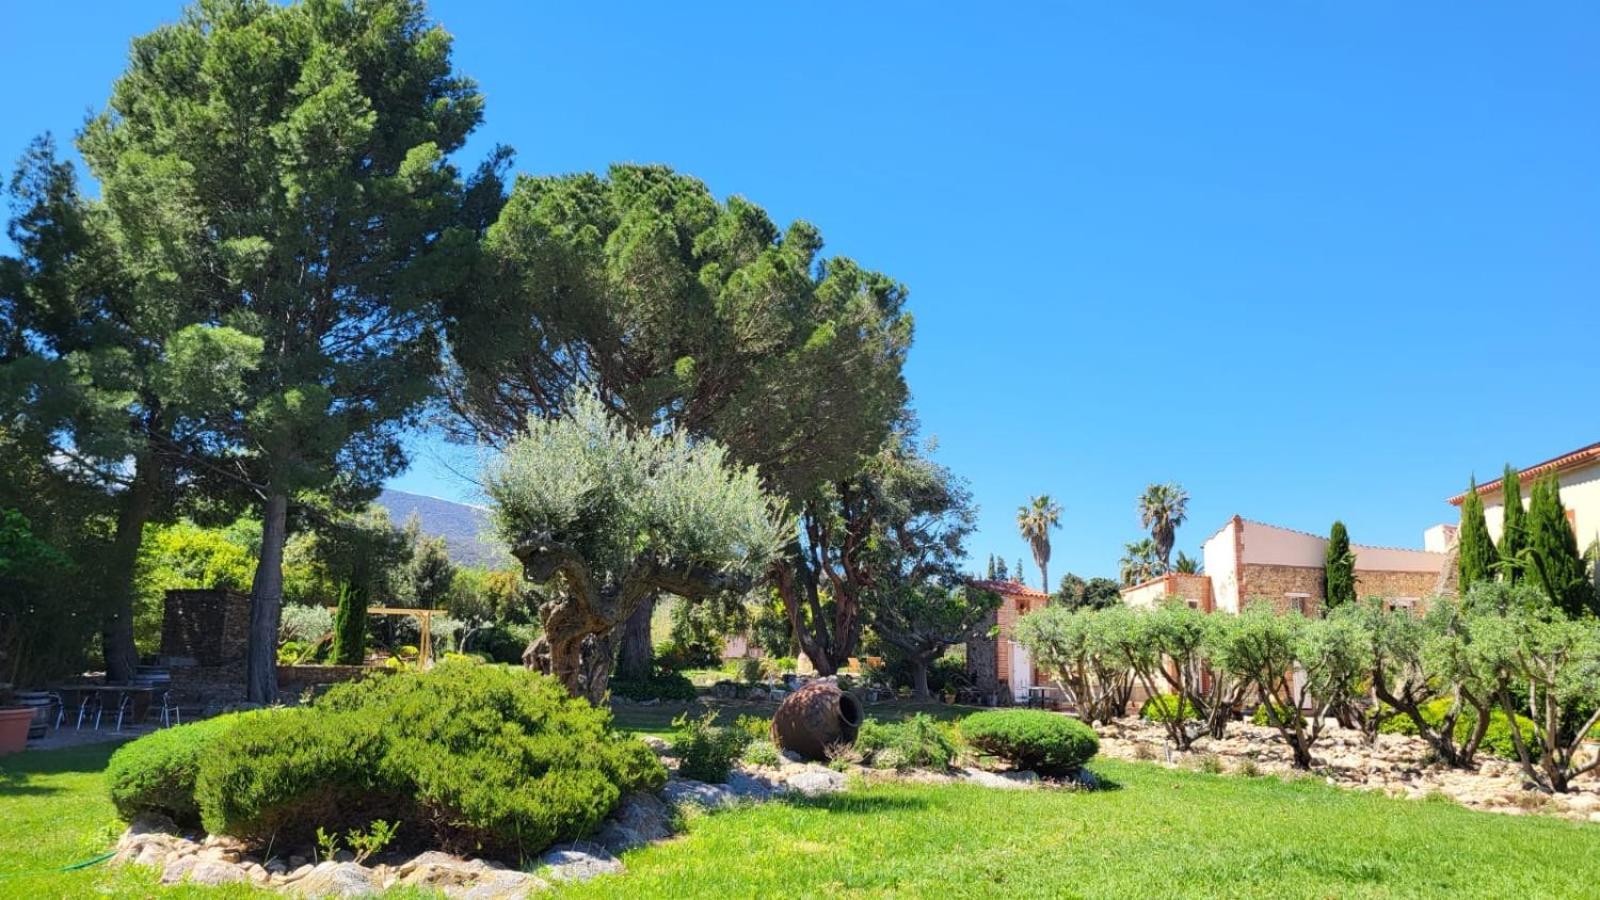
(325, 606, 442, 669)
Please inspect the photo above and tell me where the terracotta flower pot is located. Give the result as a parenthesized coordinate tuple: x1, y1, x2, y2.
(0, 707, 34, 755)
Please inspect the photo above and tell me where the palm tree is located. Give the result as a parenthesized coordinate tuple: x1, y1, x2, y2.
(1119, 538, 1164, 585)
(1016, 495, 1062, 592)
(1137, 482, 1189, 570)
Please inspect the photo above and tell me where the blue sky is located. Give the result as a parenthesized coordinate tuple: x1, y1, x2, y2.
(4, 2, 1598, 584)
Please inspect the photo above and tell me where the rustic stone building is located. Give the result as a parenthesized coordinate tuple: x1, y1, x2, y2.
(965, 578, 1052, 703)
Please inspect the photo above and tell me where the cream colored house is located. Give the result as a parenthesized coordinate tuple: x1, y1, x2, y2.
(1446, 440, 1600, 553)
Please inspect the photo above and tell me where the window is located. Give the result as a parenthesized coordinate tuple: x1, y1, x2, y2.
(1386, 597, 1419, 615)
(1286, 593, 1311, 616)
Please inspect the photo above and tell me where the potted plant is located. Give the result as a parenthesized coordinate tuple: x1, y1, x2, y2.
(0, 685, 34, 755)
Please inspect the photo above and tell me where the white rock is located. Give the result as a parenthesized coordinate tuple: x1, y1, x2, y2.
(292, 861, 377, 897)
(537, 843, 624, 883)
(785, 767, 848, 797)
(662, 778, 737, 809)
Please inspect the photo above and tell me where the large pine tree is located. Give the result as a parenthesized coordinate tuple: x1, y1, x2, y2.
(1497, 464, 1526, 584)
(1457, 479, 1497, 590)
(1524, 475, 1597, 618)
(1324, 521, 1356, 608)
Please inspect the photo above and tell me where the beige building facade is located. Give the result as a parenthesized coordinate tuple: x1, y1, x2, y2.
(1446, 441, 1600, 554)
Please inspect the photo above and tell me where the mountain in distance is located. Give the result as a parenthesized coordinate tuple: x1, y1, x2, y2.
(374, 488, 512, 570)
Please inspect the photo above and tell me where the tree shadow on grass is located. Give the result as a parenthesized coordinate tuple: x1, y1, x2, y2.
(779, 793, 931, 815)
(1077, 768, 1123, 792)
(0, 743, 118, 798)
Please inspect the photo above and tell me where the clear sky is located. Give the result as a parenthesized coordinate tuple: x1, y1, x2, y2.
(4, 2, 1598, 584)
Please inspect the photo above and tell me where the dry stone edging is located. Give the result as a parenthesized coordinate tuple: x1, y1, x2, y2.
(1097, 717, 1600, 821)
(114, 730, 1063, 896)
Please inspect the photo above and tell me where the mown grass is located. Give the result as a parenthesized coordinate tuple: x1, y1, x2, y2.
(5, 717, 1600, 898)
(554, 761, 1600, 899)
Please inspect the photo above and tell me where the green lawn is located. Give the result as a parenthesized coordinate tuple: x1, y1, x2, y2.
(4, 718, 1599, 898)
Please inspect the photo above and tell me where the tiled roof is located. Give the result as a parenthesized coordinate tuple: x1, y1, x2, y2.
(968, 579, 1051, 599)
(1446, 441, 1600, 505)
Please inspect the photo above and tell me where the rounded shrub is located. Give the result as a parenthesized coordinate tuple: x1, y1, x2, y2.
(960, 710, 1098, 776)
(1140, 694, 1200, 724)
(195, 661, 665, 859)
(106, 712, 260, 826)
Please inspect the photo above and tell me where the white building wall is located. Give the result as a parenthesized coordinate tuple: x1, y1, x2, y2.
(1202, 519, 1241, 613)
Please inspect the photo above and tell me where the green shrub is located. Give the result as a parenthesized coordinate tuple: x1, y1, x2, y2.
(671, 712, 750, 783)
(855, 715, 958, 771)
(195, 661, 664, 859)
(742, 740, 781, 767)
(1140, 694, 1200, 723)
(1378, 698, 1537, 762)
(739, 657, 763, 684)
(960, 710, 1098, 776)
(106, 713, 258, 826)
(733, 714, 771, 744)
(609, 670, 698, 702)
(1251, 703, 1304, 728)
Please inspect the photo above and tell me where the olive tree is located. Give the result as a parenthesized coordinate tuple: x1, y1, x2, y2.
(1210, 602, 1365, 769)
(1014, 606, 1135, 724)
(485, 392, 786, 702)
(1342, 596, 1493, 766)
(1465, 583, 1600, 793)
(1137, 601, 1252, 747)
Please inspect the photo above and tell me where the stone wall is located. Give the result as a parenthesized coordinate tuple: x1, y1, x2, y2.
(1240, 563, 1442, 616)
(277, 665, 387, 703)
(161, 589, 251, 666)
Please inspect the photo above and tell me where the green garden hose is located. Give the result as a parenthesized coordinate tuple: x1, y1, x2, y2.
(0, 849, 116, 879)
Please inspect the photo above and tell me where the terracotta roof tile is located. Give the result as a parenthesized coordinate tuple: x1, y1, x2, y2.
(1446, 441, 1600, 505)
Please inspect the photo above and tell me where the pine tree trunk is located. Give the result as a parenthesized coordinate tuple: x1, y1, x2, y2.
(101, 456, 159, 682)
(245, 491, 288, 704)
(615, 594, 655, 681)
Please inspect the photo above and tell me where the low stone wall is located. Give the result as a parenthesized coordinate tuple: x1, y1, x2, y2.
(276, 664, 386, 701)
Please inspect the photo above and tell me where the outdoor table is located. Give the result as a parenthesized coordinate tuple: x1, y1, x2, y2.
(51, 684, 155, 732)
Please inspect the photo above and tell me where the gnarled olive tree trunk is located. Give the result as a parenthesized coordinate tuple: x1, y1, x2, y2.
(514, 539, 750, 704)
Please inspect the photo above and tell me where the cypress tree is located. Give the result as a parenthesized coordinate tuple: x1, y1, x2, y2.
(1457, 479, 1497, 590)
(1497, 464, 1526, 584)
(1525, 475, 1596, 618)
(1324, 521, 1356, 608)
(1017, 558, 1026, 583)
(986, 555, 997, 580)
(331, 583, 368, 666)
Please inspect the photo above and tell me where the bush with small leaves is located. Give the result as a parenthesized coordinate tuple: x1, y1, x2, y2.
(671, 712, 751, 783)
(1378, 698, 1536, 762)
(1140, 694, 1201, 724)
(742, 740, 781, 768)
(609, 671, 698, 702)
(1195, 752, 1224, 774)
(960, 710, 1099, 776)
(1251, 703, 1304, 728)
(106, 712, 262, 826)
(854, 715, 958, 771)
(195, 661, 664, 859)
